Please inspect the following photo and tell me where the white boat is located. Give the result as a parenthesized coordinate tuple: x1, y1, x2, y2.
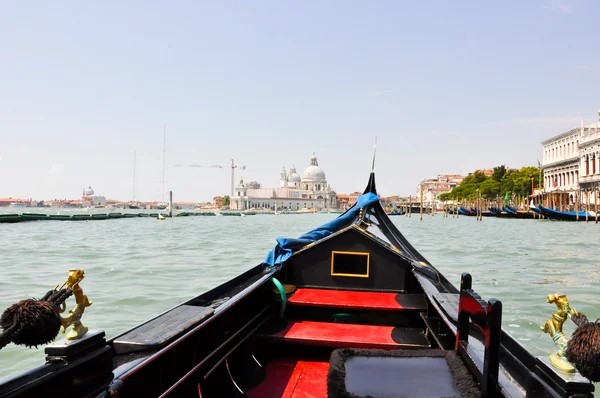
(9, 202, 27, 208)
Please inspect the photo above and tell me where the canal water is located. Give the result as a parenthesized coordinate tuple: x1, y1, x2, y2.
(0, 213, 599, 392)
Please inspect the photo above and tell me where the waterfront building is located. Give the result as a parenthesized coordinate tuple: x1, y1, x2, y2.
(81, 186, 106, 207)
(416, 174, 463, 207)
(348, 192, 362, 207)
(0, 198, 30, 207)
(229, 154, 338, 211)
(541, 109, 600, 201)
(336, 194, 349, 209)
(576, 114, 600, 191)
(541, 127, 580, 196)
(213, 196, 224, 208)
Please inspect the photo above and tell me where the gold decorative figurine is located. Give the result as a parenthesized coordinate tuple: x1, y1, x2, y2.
(58, 269, 93, 340)
(540, 293, 577, 373)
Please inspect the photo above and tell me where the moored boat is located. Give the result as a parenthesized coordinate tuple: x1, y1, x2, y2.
(538, 205, 596, 222)
(0, 170, 595, 397)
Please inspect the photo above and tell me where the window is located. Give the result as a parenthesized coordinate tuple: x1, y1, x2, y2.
(331, 251, 370, 278)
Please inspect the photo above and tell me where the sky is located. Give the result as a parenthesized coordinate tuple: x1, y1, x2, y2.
(1, 0, 599, 202)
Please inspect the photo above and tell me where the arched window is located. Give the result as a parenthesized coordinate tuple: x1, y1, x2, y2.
(586, 156, 590, 176)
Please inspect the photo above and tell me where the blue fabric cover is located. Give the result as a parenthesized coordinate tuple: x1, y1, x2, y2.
(263, 192, 380, 267)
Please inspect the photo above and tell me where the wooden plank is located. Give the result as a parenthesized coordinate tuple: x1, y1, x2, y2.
(113, 305, 214, 354)
(288, 288, 426, 311)
(433, 293, 459, 322)
(259, 320, 430, 349)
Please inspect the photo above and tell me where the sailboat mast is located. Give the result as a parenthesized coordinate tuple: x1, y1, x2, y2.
(162, 126, 166, 202)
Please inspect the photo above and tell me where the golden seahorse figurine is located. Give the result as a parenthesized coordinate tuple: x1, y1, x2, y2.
(58, 269, 93, 340)
(540, 293, 577, 373)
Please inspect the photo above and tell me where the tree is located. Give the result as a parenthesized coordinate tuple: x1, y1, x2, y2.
(461, 171, 488, 185)
(222, 196, 230, 206)
(479, 179, 500, 199)
(437, 164, 540, 201)
(492, 165, 507, 182)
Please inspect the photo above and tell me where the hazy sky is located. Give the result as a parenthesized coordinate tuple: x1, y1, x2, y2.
(1, 1, 598, 202)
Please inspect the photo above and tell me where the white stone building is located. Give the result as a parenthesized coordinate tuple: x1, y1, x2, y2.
(229, 154, 338, 211)
(81, 186, 106, 207)
(577, 113, 600, 189)
(541, 110, 600, 199)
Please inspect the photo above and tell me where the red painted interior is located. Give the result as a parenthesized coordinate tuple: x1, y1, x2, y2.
(246, 359, 329, 398)
(291, 362, 330, 398)
(266, 320, 401, 349)
(289, 288, 412, 310)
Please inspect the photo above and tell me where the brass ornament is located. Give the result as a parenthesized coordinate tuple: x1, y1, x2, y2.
(540, 293, 577, 373)
(58, 269, 93, 340)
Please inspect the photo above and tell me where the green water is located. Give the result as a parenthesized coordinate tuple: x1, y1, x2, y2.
(1, 213, 599, 391)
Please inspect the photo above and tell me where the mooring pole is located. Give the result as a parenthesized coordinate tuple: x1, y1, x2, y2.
(169, 191, 173, 218)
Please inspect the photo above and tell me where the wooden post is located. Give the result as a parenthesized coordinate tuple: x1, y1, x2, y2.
(168, 191, 173, 218)
(559, 192, 562, 212)
(478, 194, 482, 221)
(420, 190, 423, 221)
(586, 190, 589, 223)
(594, 188, 598, 224)
(456, 198, 459, 218)
(480, 192, 483, 221)
(576, 191, 580, 221)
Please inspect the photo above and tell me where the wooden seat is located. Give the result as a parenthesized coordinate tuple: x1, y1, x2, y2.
(288, 288, 427, 311)
(258, 320, 430, 349)
(456, 272, 502, 397)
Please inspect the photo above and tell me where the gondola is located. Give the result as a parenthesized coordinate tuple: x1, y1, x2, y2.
(386, 209, 406, 216)
(0, 171, 595, 398)
(458, 207, 475, 216)
(538, 205, 596, 222)
(489, 207, 535, 219)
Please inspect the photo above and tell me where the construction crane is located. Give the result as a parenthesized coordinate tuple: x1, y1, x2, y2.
(175, 159, 246, 197)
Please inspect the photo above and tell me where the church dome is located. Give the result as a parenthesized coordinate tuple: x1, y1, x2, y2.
(84, 186, 94, 196)
(302, 154, 327, 183)
(287, 166, 301, 183)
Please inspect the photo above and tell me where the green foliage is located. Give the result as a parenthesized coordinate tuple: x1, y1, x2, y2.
(222, 196, 230, 206)
(438, 165, 541, 201)
(461, 171, 488, 185)
(492, 165, 506, 182)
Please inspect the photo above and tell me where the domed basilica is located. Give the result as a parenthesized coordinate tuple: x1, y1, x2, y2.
(230, 154, 337, 211)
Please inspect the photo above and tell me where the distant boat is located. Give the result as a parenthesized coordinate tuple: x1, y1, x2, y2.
(297, 208, 317, 214)
(9, 202, 27, 208)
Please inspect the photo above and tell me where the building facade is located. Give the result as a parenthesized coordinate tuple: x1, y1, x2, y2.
(229, 154, 338, 211)
(416, 174, 463, 207)
(541, 127, 580, 194)
(81, 186, 106, 207)
(541, 110, 600, 197)
(577, 115, 600, 191)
